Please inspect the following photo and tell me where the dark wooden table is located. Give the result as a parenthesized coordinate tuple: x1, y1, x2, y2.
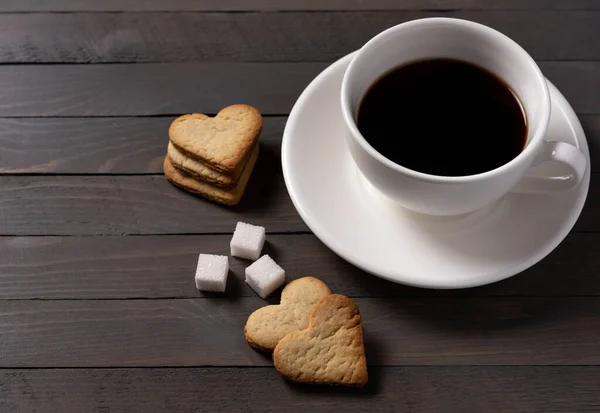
(0, 1, 598, 412)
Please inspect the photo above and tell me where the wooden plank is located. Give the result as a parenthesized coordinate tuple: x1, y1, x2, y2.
(0, 171, 597, 235)
(0, 63, 322, 116)
(0, 115, 598, 174)
(543, 62, 600, 116)
(0, 0, 596, 11)
(0, 176, 306, 236)
(0, 62, 598, 116)
(581, 115, 600, 170)
(0, 11, 598, 63)
(0, 297, 599, 367)
(576, 187, 599, 232)
(0, 117, 171, 174)
(1, 233, 599, 299)
(1, 367, 598, 412)
(0, 117, 286, 174)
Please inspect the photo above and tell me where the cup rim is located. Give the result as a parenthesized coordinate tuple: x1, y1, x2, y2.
(340, 17, 551, 183)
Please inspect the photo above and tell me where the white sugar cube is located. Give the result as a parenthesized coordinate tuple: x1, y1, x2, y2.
(245, 255, 285, 299)
(195, 254, 229, 292)
(230, 221, 266, 260)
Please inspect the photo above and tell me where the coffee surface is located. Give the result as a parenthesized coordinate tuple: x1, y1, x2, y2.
(357, 58, 527, 176)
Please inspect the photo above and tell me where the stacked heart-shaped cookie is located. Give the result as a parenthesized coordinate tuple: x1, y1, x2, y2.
(245, 277, 368, 387)
(164, 105, 262, 205)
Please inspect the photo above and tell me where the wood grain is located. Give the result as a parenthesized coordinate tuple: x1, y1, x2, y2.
(0, 176, 305, 236)
(0, 233, 599, 299)
(0, 11, 598, 63)
(0, 3, 597, 412)
(0, 63, 322, 116)
(0, 117, 286, 174)
(0, 0, 596, 11)
(0, 297, 599, 367)
(0, 62, 598, 116)
(1, 367, 598, 412)
(0, 115, 598, 174)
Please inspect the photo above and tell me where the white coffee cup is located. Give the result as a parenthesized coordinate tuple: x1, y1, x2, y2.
(341, 17, 587, 216)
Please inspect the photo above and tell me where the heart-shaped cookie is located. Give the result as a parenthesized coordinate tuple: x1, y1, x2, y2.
(167, 141, 244, 188)
(273, 294, 368, 387)
(163, 142, 258, 206)
(169, 104, 262, 174)
(244, 277, 331, 351)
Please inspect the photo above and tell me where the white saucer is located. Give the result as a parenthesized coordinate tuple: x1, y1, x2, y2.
(282, 52, 591, 289)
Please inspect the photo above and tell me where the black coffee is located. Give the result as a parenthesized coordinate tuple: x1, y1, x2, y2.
(357, 58, 527, 176)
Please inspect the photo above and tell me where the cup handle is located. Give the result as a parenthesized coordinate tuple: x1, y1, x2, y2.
(510, 140, 587, 194)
